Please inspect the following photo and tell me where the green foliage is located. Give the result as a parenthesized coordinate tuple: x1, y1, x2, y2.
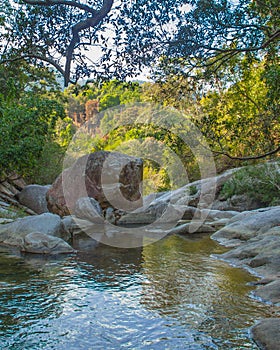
(0, 62, 72, 182)
(27, 140, 65, 185)
(188, 185, 198, 196)
(193, 57, 280, 159)
(64, 79, 142, 115)
(221, 162, 280, 206)
(0, 206, 27, 220)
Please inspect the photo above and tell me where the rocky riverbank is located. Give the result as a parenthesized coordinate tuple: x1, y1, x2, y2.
(0, 153, 279, 349)
(211, 206, 280, 349)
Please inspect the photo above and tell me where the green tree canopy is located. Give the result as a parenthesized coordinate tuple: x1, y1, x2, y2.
(0, 61, 67, 179)
(2, 1, 278, 86)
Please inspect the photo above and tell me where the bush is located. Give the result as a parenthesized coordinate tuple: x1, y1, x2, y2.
(221, 161, 280, 206)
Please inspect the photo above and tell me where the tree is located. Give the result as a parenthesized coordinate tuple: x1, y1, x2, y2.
(159, 0, 280, 78)
(1, 0, 189, 86)
(196, 57, 279, 159)
(0, 61, 67, 179)
(1, 1, 279, 87)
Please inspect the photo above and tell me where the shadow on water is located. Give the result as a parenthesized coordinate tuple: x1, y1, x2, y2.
(0, 232, 274, 349)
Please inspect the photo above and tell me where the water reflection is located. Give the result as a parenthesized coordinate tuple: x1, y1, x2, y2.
(0, 234, 273, 349)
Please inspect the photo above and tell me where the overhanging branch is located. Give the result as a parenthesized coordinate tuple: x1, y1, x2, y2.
(22, 0, 98, 15)
(0, 53, 75, 84)
(213, 145, 280, 161)
(21, 0, 114, 86)
(64, 0, 113, 86)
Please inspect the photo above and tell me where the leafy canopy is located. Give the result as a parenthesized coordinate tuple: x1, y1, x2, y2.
(1, 1, 278, 85)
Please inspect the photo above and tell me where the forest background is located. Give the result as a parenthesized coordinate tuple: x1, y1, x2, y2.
(0, 0, 279, 203)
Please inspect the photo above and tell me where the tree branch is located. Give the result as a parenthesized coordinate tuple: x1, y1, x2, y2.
(21, 0, 114, 86)
(0, 53, 75, 84)
(213, 145, 280, 161)
(64, 0, 113, 86)
(22, 0, 98, 15)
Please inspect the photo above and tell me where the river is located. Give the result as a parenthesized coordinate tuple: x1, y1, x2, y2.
(0, 233, 273, 349)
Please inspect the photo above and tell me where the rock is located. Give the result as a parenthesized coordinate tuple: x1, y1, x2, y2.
(74, 197, 104, 223)
(199, 209, 239, 221)
(16, 184, 50, 214)
(212, 206, 280, 246)
(117, 202, 184, 225)
(105, 207, 117, 224)
(210, 218, 231, 228)
(21, 232, 75, 254)
(228, 207, 279, 224)
(0, 213, 65, 246)
(0, 200, 10, 207)
(181, 206, 197, 220)
(47, 151, 143, 216)
(212, 194, 261, 212)
(251, 318, 280, 350)
(0, 218, 14, 224)
(168, 221, 215, 235)
(118, 212, 156, 225)
(254, 280, 280, 304)
(0, 207, 18, 218)
(218, 234, 280, 274)
(62, 215, 101, 237)
(212, 207, 280, 305)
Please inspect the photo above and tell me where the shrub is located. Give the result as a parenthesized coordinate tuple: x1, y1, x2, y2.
(221, 161, 280, 206)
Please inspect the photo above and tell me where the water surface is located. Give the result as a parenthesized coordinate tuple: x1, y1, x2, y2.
(0, 233, 273, 349)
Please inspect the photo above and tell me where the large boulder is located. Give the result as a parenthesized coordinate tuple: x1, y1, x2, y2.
(251, 318, 280, 350)
(254, 279, 280, 304)
(212, 194, 262, 212)
(47, 151, 143, 216)
(16, 184, 50, 214)
(0, 213, 65, 246)
(212, 206, 280, 246)
(21, 232, 74, 254)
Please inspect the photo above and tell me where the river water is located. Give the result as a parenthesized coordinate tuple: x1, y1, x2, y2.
(0, 233, 273, 349)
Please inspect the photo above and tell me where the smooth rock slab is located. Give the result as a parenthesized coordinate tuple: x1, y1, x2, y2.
(21, 232, 74, 254)
(251, 318, 280, 350)
(254, 279, 280, 305)
(0, 213, 65, 246)
(212, 206, 280, 245)
(168, 221, 215, 235)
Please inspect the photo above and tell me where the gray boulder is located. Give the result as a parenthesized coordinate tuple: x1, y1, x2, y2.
(74, 197, 104, 223)
(62, 215, 101, 237)
(254, 279, 280, 304)
(117, 203, 184, 225)
(17, 184, 50, 214)
(21, 232, 74, 254)
(0, 213, 65, 246)
(212, 206, 280, 246)
(251, 318, 280, 350)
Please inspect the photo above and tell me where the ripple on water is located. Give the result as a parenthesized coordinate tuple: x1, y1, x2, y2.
(0, 234, 273, 349)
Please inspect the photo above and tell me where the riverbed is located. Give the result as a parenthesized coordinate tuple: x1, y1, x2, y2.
(0, 233, 274, 349)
